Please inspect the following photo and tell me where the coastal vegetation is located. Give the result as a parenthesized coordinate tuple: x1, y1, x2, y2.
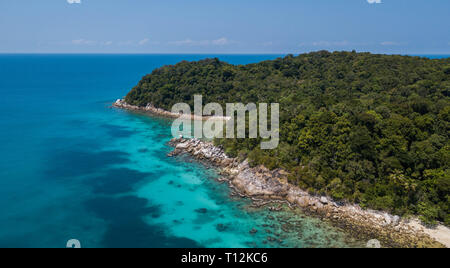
(125, 51, 450, 225)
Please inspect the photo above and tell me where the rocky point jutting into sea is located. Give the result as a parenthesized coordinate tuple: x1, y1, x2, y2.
(113, 99, 449, 248)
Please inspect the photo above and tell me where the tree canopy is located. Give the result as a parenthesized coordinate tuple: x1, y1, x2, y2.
(125, 51, 450, 225)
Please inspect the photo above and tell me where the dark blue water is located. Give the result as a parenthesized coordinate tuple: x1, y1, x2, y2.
(1, 54, 445, 248)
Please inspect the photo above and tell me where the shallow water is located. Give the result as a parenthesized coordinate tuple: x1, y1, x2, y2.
(0, 54, 387, 248)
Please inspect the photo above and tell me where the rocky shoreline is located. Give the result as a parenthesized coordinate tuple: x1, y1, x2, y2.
(113, 99, 230, 121)
(167, 137, 448, 248)
(112, 100, 449, 248)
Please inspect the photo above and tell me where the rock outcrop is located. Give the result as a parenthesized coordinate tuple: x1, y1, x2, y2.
(113, 99, 230, 121)
(167, 137, 445, 248)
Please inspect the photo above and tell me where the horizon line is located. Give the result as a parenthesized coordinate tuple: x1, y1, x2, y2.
(0, 51, 449, 56)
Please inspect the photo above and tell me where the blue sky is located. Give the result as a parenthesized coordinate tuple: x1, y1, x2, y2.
(0, 0, 449, 54)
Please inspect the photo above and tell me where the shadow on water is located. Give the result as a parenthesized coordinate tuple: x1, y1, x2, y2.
(101, 123, 136, 138)
(85, 168, 159, 195)
(40, 133, 202, 248)
(85, 196, 201, 248)
(44, 150, 130, 179)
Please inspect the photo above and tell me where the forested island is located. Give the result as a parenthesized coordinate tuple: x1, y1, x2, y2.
(124, 51, 449, 226)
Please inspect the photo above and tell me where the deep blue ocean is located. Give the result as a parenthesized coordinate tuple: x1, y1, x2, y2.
(0, 54, 447, 248)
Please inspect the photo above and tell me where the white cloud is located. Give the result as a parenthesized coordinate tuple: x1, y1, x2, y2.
(67, 0, 81, 4)
(169, 37, 234, 46)
(211, 37, 230, 46)
(367, 0, 382, 4)
(169, 39, 208, 46)
(169, 39, 193, 46)
(138, 38, 150, 46)
(69, 38, 159, 47)
(72, 39, 96, 45)
(71, 39, 113, 46)
(305, 41, 349, 47)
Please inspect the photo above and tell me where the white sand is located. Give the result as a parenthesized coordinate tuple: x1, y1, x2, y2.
(408, 219, 450, 248)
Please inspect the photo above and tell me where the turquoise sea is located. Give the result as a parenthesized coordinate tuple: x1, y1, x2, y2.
(0, 54, 447, 248)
